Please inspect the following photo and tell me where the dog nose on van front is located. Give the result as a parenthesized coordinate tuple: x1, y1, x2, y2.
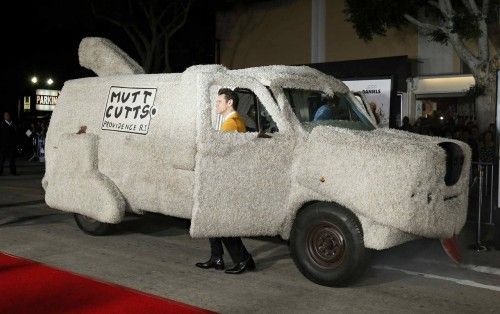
(438, 142, 465, 186)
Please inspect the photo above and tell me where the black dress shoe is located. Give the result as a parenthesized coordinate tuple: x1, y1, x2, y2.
(224, 257, 255, 274)
(195, 257, 225, 270)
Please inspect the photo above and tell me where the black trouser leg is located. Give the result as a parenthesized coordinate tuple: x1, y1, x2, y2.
(209, 237, 224, 260)
(7, 150, 16, 175)
(0, 151, 5, 174)
(222, 237, 251, 264)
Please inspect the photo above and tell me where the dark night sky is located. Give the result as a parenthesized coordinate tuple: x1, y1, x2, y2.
(1, 0, 216, 116)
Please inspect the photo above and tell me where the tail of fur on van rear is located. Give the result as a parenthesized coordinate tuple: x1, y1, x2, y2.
(44, 133, 126, 223)
(79, 37, 145, 77)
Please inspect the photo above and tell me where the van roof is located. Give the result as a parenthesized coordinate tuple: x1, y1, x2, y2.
(184, 64, 345, 91)
(230, 65, 330, 86)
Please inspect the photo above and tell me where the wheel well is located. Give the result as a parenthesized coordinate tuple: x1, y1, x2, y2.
(292, 201, 363, 231)
(281, 200, 363, 239)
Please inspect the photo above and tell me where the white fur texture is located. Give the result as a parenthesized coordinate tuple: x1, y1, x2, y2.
(79, 37, 145, 76)
(281, 127, 471, 240)
(44, 133, 126, 223)
(44, 37, 472, 250)
(43, 74, 195, 221)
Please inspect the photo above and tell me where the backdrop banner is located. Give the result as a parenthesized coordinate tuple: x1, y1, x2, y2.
(343, 79, 392, 128)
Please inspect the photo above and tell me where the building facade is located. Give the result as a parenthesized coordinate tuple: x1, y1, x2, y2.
(216, 0, 477, 127)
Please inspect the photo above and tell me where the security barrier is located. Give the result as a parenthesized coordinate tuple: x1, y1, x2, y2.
(469, 162, 495, 250)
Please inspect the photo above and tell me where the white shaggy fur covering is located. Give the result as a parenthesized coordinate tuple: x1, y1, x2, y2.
(43, 37, 471, 250)
(79, 37, 145, 76)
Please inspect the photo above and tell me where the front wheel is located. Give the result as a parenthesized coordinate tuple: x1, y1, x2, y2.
(74, 213, 114, 236)
(290, 202, 366, 287)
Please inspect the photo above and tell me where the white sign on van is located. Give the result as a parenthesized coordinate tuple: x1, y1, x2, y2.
(102, 87, 157, 135)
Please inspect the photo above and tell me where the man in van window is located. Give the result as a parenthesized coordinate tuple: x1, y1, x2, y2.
(195, 88, 256, 274)
(313, 95, 335, 121)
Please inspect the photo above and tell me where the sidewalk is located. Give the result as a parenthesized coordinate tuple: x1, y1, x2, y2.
(460, 222, 500, 269)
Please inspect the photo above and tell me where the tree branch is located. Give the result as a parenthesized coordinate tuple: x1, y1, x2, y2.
(123, 27, 147, 63)
(477, 16, 489, 62)
(131, 25, 150, 51)
(403, 14, 439, 32)
(482, 0, 490, 15)
(139, 1, 151, 21)
(159, 2, 179, 22)
(441, 0, 455, 16)
(462, 0, 480, 14)
(428, 1, 441, 11)
(127, 0, 134, 16)
(447, 31, 480, 70)
(404, 12, 481, 70)
(166, 0, 192, 37)
(435, 0, 452, 19)
(90, 1, 123, 27)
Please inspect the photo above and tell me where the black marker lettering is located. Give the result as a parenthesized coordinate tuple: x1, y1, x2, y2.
(110, 91, 120, 103)
(132, 105, 141, 119)
(140, 105, 150, 119)
(114, 106, 123, 118)
(124, 106, 132, 118)
(143, 91, 152, 103)
(131, 91, 141, 102)
(106, 106, 113, 118)
(121, 92, 131, 103)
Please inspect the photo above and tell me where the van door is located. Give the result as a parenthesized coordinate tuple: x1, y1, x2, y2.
(190, 75, 296, 237)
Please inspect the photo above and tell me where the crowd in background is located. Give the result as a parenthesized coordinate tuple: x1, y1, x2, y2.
(21, 120, 48, 162)
(399, 112, 496, 163)
(1, 112, 49, 168)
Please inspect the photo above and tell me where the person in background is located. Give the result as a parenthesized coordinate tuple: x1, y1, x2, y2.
(479, 130, 495, 163)
(399, 116, 413, 132)
(28, 122, 38, 162)
(488, 123, 496, 137)
(453, 128, 465, 142)
(464, 128, 479, 162)
(0, 112, 17, 175)
(471, 125, 480, 142)
(369, 102, 380, 126)
(313, 95, 335, 121)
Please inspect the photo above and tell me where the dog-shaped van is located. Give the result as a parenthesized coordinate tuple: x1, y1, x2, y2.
(43, 38, 471, 286)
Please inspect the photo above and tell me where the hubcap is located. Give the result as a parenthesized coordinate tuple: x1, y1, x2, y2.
(306, 221, 346, 268)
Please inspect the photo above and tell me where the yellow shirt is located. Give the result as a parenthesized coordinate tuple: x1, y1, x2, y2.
(221, 112, 246, 133)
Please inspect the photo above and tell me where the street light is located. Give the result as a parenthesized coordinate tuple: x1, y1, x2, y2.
(47, 78, 54, 86)
(31, 76, 38, 84)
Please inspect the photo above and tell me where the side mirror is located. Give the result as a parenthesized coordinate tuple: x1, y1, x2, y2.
(257, 130, 272, 139)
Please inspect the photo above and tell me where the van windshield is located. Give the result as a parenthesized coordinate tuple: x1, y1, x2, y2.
(284, 88, 374, 132)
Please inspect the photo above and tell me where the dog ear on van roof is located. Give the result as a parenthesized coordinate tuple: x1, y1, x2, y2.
(79, 37, 145, 77)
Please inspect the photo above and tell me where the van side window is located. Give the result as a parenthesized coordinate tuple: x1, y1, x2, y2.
(234, 89, 258, 132)
(234, 88, 279, 133)
(284, 88, 370, 131)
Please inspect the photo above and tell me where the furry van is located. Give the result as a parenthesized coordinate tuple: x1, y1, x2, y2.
(43, 38, 471, 252)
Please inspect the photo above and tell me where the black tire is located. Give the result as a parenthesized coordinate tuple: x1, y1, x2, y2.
(290, 202, 366, 287)
(74, 213, 114, 236)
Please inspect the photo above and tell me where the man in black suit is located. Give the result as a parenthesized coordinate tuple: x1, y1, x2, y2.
(0, 112, 17, 175)
(195, 89, 255, 274)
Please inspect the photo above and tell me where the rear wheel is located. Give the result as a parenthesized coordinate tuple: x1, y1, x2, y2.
(74, 213, 114, 236)
(290, 202, 366, 287)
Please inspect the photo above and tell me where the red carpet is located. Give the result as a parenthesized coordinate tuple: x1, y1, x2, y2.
(0, 253, 216, 314)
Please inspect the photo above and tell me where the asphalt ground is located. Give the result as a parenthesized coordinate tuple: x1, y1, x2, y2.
(1, 160, 499, 313)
